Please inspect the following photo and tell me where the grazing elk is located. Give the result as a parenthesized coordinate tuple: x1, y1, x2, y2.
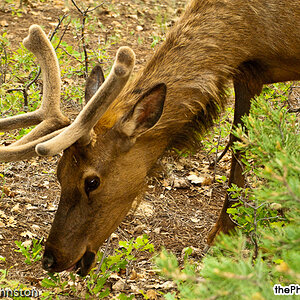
(1, 0, 300, 276)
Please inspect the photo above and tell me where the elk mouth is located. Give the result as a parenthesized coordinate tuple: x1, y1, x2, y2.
(66, 251, 96, 276)
(43, 249, 96, 277)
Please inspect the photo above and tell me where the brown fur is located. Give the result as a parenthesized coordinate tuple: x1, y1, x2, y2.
(42, 0, 300, 275)
(98, 0, 300, 148)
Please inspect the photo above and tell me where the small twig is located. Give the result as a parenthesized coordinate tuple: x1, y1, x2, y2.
(70, 0, 105, 77)
(0, 44, 8, 85)
(48, 14, 68, 42)
(213, 117, 223, 180)
(70, 0, 82, 13)
(81, 14, 89, 77)
(7, 88, 28, 110)
(71, 0, 89, 75)
(60, 47, 83, 63)
(55, 20, 71, 50)
(25, 68, 41, 93)
(87, 3, 104, 13)
(96, 235, 112, 274)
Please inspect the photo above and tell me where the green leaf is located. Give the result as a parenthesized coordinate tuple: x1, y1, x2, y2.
(41, 277, 59, 288)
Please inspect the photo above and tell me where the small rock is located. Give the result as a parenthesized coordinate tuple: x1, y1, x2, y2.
(173, 177, 189, 188)
(161, 280, 176, 289)
(187, 174, 205, 185)
(128, 14, 138, 20)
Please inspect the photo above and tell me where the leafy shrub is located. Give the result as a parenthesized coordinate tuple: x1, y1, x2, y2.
(156, 83, 300, 299)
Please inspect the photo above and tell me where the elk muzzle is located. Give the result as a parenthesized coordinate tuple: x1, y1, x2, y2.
(42, 247, 96, 276)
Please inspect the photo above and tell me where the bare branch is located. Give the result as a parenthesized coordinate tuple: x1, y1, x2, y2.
(70, 0, 105, 76)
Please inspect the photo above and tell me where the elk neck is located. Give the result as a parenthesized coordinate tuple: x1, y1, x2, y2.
(96, 0, 300, 166)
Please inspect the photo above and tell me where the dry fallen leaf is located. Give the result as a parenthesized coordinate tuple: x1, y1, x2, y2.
(135, 202, 154, 217)
(11, 203, 20, 213)
(111, 233, 119, 239)
(173, 177, 189, 188)
(187, 174, 213, 186)
(146, 289, 157, 300)
(2, 186, 17, 197)
(43, 181, 50, 189)
(30, 11, 40, 16)
(130, 269, 137, 280)
(8, 216, 17, 227)
(161, 281, 176, 289)
(0, 20, 8, 27)
(128, 14, 138, 20)
(26, 204, 38, 210)
(190, 217, 200, 223)
(112, 279, 125, 291)
(21, 231, 36, 239)
(202, 176, 213, 186)
(153, 227, 161, 234)
(134, 224, 147, 234)
(22, 240, 32, 248)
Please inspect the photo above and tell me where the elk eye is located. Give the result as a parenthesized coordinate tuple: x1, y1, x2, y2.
(84, 176, 100, 195)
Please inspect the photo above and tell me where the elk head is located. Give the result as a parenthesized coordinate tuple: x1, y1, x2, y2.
(0, 25, 167, 276)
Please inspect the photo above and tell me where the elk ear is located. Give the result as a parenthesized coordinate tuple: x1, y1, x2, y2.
(84, 65, 105, 104)
(120, 83, 166, 138)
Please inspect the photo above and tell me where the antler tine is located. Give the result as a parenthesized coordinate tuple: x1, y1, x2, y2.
(0, 129, 64, 162)
(0, 25, 69, 147)
(36, 46, 136, 156)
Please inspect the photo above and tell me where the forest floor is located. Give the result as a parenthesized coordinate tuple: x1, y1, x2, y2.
(0, 0, 241, 299)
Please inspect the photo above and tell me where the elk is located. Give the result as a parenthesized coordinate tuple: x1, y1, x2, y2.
(1, 0, 300, 276)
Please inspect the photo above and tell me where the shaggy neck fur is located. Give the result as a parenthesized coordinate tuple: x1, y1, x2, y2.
(97, 0, 300, 150)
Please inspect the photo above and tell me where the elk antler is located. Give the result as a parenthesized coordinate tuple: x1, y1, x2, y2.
(36, 46, 135, 156)
(0, 25, 70, 144)
(0, 25, 70, 162)
(0, 25, 135, 162)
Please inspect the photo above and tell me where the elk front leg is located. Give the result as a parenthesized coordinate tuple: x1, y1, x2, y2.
(207, 61, 264, 244)
(207, 151, 245, 244)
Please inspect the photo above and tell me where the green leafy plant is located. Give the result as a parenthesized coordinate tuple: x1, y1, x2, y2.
(226, 185, 285, 235)
(40, 235, 154, 299)
(0, 256, 34, 300)
(15, 239, 43, 265)
(41, 272, 70, 299)
(151, 35, 162, 48)
(155, 11, 168, 34)
(86, 235, 154, 298)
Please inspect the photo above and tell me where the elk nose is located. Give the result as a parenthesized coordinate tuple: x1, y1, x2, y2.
(42, 250, 55, 271)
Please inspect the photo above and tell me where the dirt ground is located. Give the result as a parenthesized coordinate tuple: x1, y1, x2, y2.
(0, 0, 233, 298)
